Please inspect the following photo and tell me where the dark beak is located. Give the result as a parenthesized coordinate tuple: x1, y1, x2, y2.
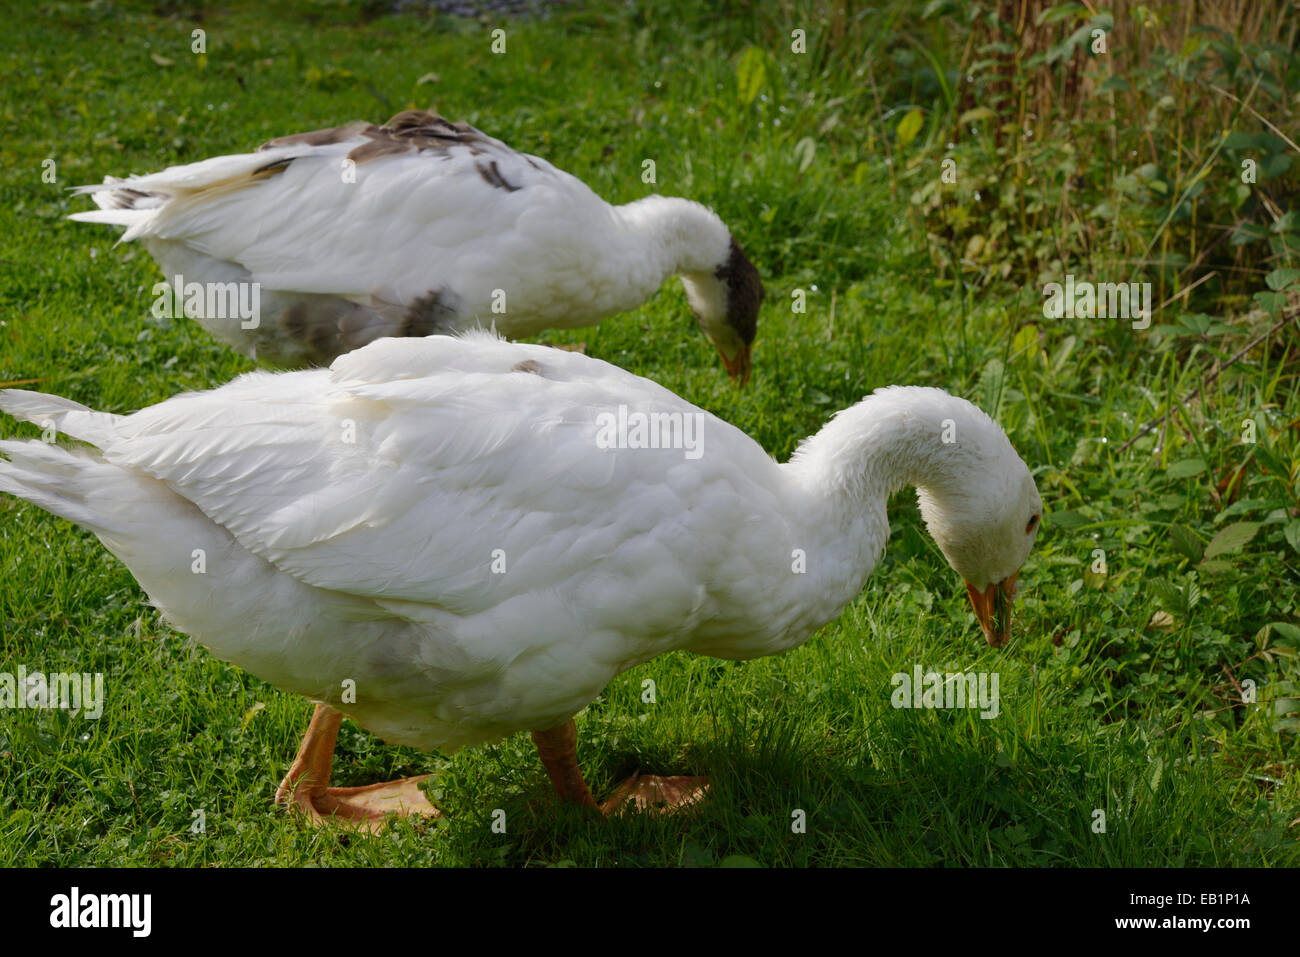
(964, 573, 1018, 647)
(717, 344, 752, 386)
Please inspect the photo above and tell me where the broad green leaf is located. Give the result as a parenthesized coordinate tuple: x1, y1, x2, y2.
(1269, 622, 1300, 643)
(1285, 520, 1300, 555)
(1166, 458, 1205, 479)
(1265, 267, 1300, 291)
(1231, 222, 1268, 246)
(1223, 131, 1274, 150)
(736, 46, 766, 105)
(1202, 521, 1260, 559)
(1263, 154, 1296, 180)
(896, 108, 924, 147)
(1213, 497, 1280, 523)
(1050, 509, 1092, 530)
(719, 854, 762, 868)
(1253, 290, 1288, 313)
(1197, 559, 1233, 575)
(978, 357, 1004, 417)
(1011, 324, 1039, 359)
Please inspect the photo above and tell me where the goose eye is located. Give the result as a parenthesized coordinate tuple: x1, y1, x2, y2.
(1026, 515, 1040, 534)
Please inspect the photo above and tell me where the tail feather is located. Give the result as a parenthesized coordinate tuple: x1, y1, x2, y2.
(0, 389, 121, 444)
(73, 178, 169, 211)
(68, 208, 155, 229)
(0, 440, 119, 534)
(69, 148, 300, 241)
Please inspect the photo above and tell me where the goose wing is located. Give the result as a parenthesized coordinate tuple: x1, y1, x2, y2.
(71, 111, 591, 306)
(99, 334, 775, 613)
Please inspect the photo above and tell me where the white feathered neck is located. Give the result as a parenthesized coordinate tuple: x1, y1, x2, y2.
(776, 386, 1035, 608)
(786, 386, 1009, 500)
(612, 195, 732, 277)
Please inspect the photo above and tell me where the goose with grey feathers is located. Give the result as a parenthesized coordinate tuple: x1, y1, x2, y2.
(72, 110, 764, 382)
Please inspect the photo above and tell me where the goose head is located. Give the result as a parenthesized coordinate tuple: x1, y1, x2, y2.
(919, 464, 1041, 646)
(619, 197, 764, 384)
(679, 238, 764, 385)
(910, 404, 1042, 647)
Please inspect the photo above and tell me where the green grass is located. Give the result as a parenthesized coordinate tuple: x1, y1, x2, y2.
(1, 0, 1298, 866)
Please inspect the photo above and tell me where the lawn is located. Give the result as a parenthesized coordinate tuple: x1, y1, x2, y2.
(0, 0, 1297, 866)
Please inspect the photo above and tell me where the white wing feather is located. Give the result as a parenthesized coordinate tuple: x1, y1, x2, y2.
(75, 133, 585, 304)
(100, 334, 776, 612)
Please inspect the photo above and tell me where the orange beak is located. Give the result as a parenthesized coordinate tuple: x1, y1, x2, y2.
(965, 573, 1018, 647)
(717, 344, 752, 386)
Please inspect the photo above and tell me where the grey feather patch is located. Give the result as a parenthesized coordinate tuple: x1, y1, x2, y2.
(475, 160, 519, 192)
(258, 111, 514, 171)
(258, 121, 372, 151)
(401, 289, 460, 338)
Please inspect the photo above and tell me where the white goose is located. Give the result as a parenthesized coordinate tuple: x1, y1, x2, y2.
(71, 110, 764, 382)
(0, 333, 1040, 824)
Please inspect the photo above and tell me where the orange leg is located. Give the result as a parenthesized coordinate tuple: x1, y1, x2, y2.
(531, 720, 598, 807)
(276, 703, 439, 832)
(531, 718, 708, 816)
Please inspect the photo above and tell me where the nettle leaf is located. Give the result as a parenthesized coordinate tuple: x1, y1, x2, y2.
(1169, 525, 1204, 562)
(1202, 522, 1261, 560)
(896, 108, 924, 147)
(1150, 579, 1184, 613)
(736, 46, 766, 105)
(1265, 267, 1300, 291)
(1214, 497, 1281, 523)
(1198, 559, 1234, 575)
